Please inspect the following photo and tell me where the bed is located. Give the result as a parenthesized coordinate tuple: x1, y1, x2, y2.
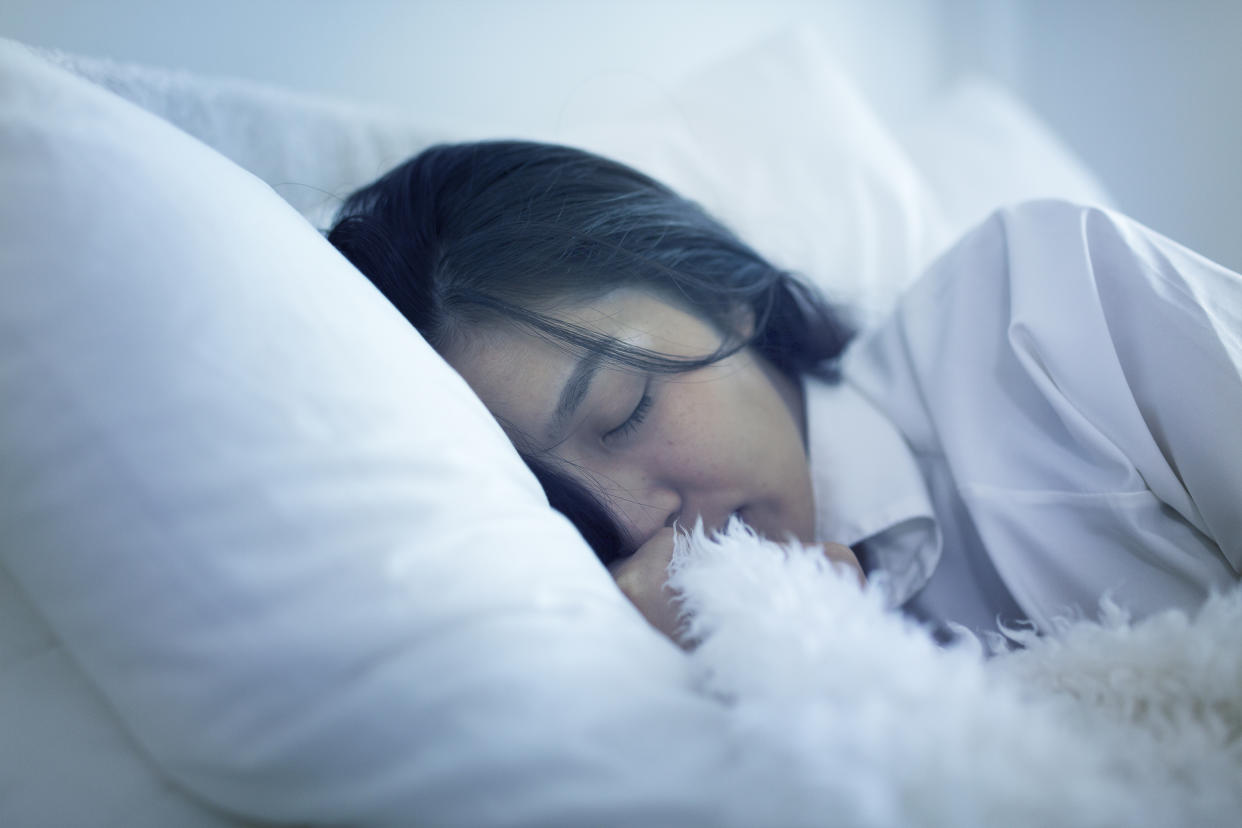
(2, 27, 1239, 827)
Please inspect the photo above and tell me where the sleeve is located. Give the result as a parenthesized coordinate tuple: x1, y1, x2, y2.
(1000, 200, 1242, 576)
(846, 199, 1241, 630)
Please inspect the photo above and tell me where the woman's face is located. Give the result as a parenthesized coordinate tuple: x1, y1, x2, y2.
(441, 288, 860, 637)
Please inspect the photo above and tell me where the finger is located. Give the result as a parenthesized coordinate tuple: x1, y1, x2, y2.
(608, 528, 682, 640)
(820, 541, 867, 587)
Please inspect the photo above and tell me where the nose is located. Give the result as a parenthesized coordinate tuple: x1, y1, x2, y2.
(592, 453, 740, 553)
(608, 484, 681, 553)
(607, 482, 740, 554)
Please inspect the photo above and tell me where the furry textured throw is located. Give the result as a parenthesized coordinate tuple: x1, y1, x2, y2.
(669, 521, 1242, 827)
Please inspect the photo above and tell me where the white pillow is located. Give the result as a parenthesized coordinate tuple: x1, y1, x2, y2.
(0, 38, 776, 827)
(0, 566, 243, 827)
(892, 78, 1115, 238)
(556, 26, 953, 324)
(36, 45, 445, 229)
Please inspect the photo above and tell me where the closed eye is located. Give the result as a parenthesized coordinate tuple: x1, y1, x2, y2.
(603, 387, 652, 444)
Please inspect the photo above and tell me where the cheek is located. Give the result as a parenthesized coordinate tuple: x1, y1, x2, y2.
(668, 364, 753, 436)
(654, 367, 793, 472)
(641, 384, 739, 478)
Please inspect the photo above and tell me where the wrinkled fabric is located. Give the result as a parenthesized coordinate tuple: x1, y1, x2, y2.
(811, 200, 1241, 635)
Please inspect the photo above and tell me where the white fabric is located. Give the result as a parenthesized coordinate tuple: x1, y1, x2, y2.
(668, 520, 1242, 828)
(35, 46, 445, 228)
(892, 78, 1114, 241)
(0, 567, 244, 828)
(0, 39, 769, 827)
(557, 26, 951, 325)
(830, 200, 1241, 634)
(805, 378, 940, 608)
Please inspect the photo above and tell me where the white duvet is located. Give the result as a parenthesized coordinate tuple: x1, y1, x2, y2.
(672, 521, 1242, 827)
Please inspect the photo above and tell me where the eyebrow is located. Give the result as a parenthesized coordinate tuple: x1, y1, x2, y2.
(547, 351, 605, 441)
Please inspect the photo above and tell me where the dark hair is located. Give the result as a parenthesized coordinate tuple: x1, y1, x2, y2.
(327, 140, 853, 560)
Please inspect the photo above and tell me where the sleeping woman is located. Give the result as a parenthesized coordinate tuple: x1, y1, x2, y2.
(327, 140, 1241, 643)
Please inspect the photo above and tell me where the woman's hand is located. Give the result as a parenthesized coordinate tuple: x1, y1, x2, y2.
(607, 528, 683, 642)
(822, 541, 868, 588)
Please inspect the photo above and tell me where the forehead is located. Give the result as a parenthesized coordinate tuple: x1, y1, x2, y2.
(442, 322, 569, 441)
(438, 289, 714, 439)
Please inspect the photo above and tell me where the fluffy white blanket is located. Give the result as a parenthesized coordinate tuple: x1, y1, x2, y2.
(670, 522, 1242, 827)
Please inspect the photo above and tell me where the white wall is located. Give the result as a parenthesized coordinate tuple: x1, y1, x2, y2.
(0, 0, 944, 133)
(3, 0, 1239, 270)
(945, 0, 1242, 271)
